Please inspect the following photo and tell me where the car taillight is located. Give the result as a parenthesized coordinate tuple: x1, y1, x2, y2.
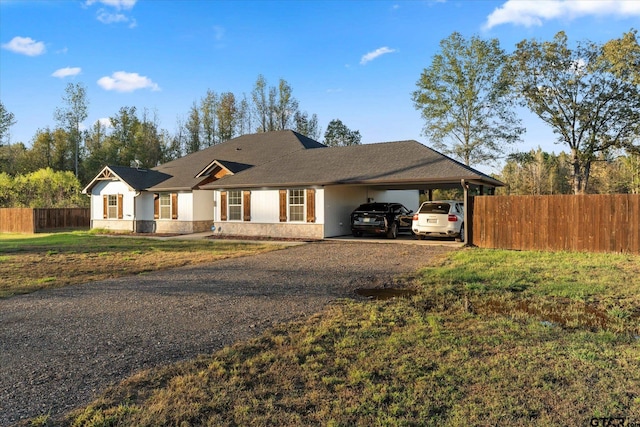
(448, 214, 458, 222)
(412, 214, 419, 220)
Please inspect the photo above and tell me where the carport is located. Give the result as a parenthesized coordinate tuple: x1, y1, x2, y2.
(345, 175, 503, 243)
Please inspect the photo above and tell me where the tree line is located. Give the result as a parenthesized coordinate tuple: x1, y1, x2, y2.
(1, 29, 638, 208)
(0, 75, 361, 192)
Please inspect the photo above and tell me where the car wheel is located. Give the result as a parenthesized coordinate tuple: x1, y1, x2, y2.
(455, 223, 465, 242)
(416, 234, 424, 240)
(386, 222, 398, 239)
(352, 231, 362, 237)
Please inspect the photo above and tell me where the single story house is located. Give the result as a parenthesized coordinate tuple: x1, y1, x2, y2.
(83, 130, 502, 239)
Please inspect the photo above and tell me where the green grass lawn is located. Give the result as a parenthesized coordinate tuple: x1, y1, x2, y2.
(0, 231, 279, 298)
(58, 248, 639, 427)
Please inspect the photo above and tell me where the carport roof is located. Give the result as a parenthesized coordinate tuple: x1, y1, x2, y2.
(201, 140, 503, 190)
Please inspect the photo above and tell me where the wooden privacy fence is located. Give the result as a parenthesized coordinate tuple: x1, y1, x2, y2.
(0, 208, 90, 233)
(469, 194, 640, 253)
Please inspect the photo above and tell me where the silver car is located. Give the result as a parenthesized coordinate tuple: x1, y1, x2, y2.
(412, 200, 464, 241)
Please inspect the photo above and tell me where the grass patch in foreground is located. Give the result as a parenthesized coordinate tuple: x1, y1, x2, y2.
(0, 232, 280, 298)
(60, 248, 640, 427)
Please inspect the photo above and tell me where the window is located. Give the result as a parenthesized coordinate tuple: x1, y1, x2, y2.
(154, 193, 178, 220)
(288, 189, 305, 222)
(279, 189, 315, 223)
(107, 195, 118, 219)
(228, 190, 242, 221)
(159, 194, 171, 219)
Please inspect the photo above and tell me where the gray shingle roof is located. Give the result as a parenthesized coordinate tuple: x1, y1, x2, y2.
(82, 165, 172, 193)
(148, 130, 325, 190)
(201, 140, 503, 189)
(85, 131, 503, 193)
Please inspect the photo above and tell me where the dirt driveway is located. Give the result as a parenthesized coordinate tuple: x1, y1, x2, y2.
(0, 241, 455, 425)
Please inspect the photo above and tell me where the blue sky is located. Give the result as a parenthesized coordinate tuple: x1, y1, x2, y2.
(1, 0, 639, 171)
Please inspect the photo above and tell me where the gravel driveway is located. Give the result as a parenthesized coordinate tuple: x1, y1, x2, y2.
(0, 241, 455, 425)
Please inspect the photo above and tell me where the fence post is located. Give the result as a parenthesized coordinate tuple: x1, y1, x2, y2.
(462, 179, 469, 245)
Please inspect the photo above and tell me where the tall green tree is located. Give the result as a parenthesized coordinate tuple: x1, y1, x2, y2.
(201, 90, 218, 146)
(252, 74, 269, 133)
(27, 128, 72, 173)
(185, 102, 202, 154)
(275, 78, 298, 130)
(83, 120, 110, 180)
(499, 149, 571, 195)
(0, 143, 29, 175)
(323, 119, 361, 147)
(251, 75, 301, 133)
(216, 92, 238, 143)
(294, 111, 321, 140)
(0, 101, 16, 146)
(412, 32, 523, 167)
(185, 102, 201, 154)
(133, 108, 164, 168)
(511, 31, 640, 194)
(236, 95, 252, 136)
(601, 29, 640, 85)
(54, 83, 89, 177)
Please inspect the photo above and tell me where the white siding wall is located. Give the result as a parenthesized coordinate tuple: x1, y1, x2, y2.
(90, 181, 135, 220)
(250, 190, 280, 223)
(136, 192, 154, 220)
(373, 190, 421, 213)
(192, 190, 214, 221)
(176, 192, 192, 221)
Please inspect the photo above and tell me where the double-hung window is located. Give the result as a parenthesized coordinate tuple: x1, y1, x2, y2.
(288, 189, 305, 222)
(107, 195, 118, 219)
(228, 190, 242, 221)
(154, 193, 178, 220)
(159, 194, 172, 219)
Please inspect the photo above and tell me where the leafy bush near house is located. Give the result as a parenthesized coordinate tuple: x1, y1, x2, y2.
(0, 168, 87, 208)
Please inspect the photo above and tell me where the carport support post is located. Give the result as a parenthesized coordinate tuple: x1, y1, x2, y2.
(461, 179, 469, 244)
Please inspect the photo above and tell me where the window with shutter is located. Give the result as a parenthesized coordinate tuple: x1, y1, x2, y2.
(106, 195, 118, 219)
(117, 194, 123, 219)
(243, 191, 251, 221)
(154, 194, 159, 219)
(279, 190, 287, 222)
(220, 191, 227, 221)
(159, 194, 171, 219)
(228, 190, 242, 220)
(306, 189, 315, 223)
(288, 189, 305, 222)
(171, 193, 178, 219)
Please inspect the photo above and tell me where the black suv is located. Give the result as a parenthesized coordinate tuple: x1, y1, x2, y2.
(350, 202, 413, 239)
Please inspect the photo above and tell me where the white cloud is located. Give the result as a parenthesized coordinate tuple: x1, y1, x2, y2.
(97, 10, 127, 23)
(484, 0, 640, 29)
(52, 67, 82, 78)
(97, 118, 113, 128)
(88, 0, 137, 27)
(96, 9, 136, 27)
(97, 71, 160, 92)
(1, 36, 46, 56)
(86, 0, 136, 10)
(360, 46, 396, 65)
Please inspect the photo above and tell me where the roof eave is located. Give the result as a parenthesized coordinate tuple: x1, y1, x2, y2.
(204, 175, 504, 190)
